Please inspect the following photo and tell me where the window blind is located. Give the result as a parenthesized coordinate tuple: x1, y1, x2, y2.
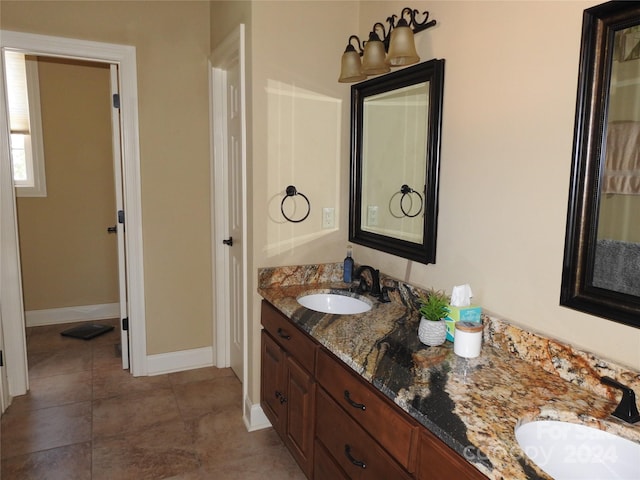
(4, 51, 30, 134)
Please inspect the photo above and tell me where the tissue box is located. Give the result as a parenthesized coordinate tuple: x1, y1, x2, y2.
(445, 305, 482, 341)
(447, 304, 482, 322)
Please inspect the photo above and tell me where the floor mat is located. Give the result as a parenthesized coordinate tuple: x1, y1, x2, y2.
(60, 323, 115, 340)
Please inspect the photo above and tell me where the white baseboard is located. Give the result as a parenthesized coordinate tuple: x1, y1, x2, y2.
(25, 302, 119, 327)
(146, 346, 214, 376)
(243, 394, 271, 432)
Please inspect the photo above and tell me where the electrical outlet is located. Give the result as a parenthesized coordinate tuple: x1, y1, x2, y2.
(367, 205, 379, 226)
(322, 207, 335, 229)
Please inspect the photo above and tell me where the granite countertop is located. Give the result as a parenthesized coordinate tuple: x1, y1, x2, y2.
(257, 264, 640, 480)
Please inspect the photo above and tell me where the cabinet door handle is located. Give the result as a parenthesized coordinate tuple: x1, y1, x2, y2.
(275, 390, 282, 399)
(277, 328, 291, 340)
(344, 390, 366, 410)
(344, 444, 366, 469)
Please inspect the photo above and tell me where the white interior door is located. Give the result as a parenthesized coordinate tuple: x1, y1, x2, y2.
(212, 24, 247, 385)
(226, 60, 244, 379)
(109, 64, 129, 370)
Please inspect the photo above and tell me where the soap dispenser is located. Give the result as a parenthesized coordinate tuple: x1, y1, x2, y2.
(343, 245, 354, 283)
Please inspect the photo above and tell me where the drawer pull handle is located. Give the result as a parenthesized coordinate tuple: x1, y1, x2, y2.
(277, 328, 291, 340)
(344, 390, 366, 410)
(344, 445, 366, 469)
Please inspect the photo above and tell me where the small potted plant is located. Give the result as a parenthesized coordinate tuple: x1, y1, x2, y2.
(417, 290, 449, 346)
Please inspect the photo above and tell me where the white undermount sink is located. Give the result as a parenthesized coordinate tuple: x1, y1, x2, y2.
(297, 292, 371, 315)
(515, 420, 640, 479)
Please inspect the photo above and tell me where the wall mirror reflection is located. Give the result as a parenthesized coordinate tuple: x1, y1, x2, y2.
(349, 59, 444, 264)
(561, 1, 640, 328)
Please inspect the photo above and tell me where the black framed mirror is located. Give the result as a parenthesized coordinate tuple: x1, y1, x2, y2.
(349, 59, 444, 264)
(561, 1, 640, 328)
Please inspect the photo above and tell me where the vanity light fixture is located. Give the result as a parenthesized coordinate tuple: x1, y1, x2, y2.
(338, 7, 436, 83)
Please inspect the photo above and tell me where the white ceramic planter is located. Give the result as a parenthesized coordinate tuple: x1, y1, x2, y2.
(418, 317, 447, 346)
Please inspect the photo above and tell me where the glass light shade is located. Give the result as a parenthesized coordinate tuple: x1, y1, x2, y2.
(362, 39, 390, 75)
(339, 48, 366, 83)
(387, 25, 420, 66)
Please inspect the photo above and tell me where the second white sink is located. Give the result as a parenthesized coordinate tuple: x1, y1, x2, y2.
(297, 293, 371, 315)
(515, 420, 640, 479)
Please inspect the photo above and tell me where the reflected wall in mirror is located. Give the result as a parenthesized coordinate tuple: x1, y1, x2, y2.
(561, 1, 640, 328)
(350, 59, 444, 264)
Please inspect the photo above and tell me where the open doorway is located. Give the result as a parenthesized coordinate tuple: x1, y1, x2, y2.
(0, 31, 147, 406)
(12, 54, 123, 368)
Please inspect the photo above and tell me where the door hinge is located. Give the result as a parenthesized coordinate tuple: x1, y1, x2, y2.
(118, 210, 125, 224)
(112, 93, 120, 109)
(0, 350, 3, 367)
(122, 318, 129, 331)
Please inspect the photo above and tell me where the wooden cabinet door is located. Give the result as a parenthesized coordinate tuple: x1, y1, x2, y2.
(284, 355, 316, 479)
(261, 331, 286, 435)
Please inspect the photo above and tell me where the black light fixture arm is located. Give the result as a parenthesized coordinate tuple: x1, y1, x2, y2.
(344, 6, 436, 56)
(397, 7, 437, 33)
(346, 34, 364, 55)
(382, 8, 436, 50)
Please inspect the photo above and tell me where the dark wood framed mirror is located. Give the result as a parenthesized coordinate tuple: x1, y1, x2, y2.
(349, 59, 444, 264)
(561, 1, 640, 328)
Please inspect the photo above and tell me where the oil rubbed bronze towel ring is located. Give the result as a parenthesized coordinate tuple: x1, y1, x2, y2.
(281, 185, 311, 223)
(399, 184, 423, 218)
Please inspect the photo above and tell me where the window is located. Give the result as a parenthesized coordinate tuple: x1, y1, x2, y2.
(4, 51, 46, 197)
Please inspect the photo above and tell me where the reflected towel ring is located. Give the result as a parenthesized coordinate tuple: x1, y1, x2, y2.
(281, 185, 311, 223)
(399, 184, 423, 218)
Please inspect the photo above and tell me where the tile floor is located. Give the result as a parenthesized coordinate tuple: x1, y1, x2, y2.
(1, 319, 305, 479)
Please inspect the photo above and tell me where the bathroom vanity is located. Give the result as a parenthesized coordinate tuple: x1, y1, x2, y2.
(261, 300, 486, 479)
(258, 264, 640, 480)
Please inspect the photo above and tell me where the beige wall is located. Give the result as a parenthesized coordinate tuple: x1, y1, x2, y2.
(1, 1, 213, 354)
(353, 1, 640, 371)
(210, 1, 251, 49)
(17, 58, 118, 311)
(245, 0, 358, 405)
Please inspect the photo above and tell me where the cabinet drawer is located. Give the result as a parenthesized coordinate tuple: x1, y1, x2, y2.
(316, 348, 418, 471)
(314, 439, 349, 480)
(416, 428, 488, 480)
(261, 300, 317, 373)
(316, 387, 412, 480)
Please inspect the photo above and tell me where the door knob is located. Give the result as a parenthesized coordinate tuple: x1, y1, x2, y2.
(107, 225, 117, 234)
(222, 237, 233, 246)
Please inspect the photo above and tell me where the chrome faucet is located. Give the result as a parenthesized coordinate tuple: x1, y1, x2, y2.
(354, 265, 382, 297)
